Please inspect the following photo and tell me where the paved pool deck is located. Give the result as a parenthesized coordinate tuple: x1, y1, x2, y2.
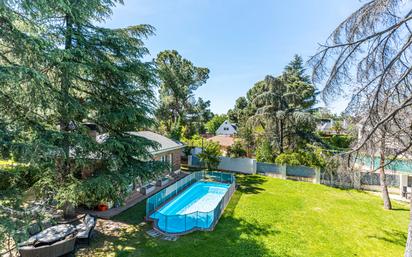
(77, 172, 188, 219)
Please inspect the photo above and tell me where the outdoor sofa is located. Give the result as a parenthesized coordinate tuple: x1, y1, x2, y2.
(58, 214, 97, 245)
(18, 214, 97, 256)
(18, 235, 76, 257)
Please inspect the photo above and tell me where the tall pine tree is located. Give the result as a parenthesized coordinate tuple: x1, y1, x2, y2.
(0, 0, 162, 214)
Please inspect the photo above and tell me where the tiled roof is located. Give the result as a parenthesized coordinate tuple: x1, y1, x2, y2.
(207, 135, 235, 147)
(97, 131, 184, 154)
(129, 131, 184, 154)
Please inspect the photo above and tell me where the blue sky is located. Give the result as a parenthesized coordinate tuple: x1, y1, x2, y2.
(103, 0, 363, 114)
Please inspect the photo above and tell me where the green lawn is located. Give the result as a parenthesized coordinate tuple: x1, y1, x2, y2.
(78, 175, 409, 257)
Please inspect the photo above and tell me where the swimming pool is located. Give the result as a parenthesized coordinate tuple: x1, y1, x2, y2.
(149, 181, 232, 234)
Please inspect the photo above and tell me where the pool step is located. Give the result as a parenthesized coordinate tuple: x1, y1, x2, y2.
(146, 229, 161, 238)
(146, 229, 179, 241)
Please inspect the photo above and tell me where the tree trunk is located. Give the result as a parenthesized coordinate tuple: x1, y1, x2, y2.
(405, 198, 412, 257)
(58, 14, 73, 183)
(279, 120, 284, 153)
(379, 137, 392, 210)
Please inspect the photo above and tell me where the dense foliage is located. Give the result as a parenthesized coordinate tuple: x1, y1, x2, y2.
(227, 55, 318, 157)
(0, 0, 164, 215)
(197, 141, 221, 170)
(155, 50, 212, 139)
(321, 134, 354, 150)
(226, 141, 247, 158)
(275, 146, 327, 169)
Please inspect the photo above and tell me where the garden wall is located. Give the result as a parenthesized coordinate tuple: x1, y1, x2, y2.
(218, 157, 256, 174)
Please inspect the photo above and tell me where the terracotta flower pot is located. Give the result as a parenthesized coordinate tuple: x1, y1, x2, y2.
(98, 204, 108, 211)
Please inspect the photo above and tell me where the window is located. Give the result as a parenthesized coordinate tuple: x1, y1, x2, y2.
(224, 127, 229, 131)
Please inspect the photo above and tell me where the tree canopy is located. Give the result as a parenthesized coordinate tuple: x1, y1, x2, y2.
(229, 55, 317, 154)
(155, 50, 211, 139)
(0, 0, 162, 214)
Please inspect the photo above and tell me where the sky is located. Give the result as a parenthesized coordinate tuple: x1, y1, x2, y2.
(103, 0, 364, 114)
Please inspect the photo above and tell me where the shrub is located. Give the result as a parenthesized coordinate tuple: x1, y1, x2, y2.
(322, 135, 353, 149)
(0, 165, 41, 190)
(198, 141, 221, 170)
(275, 146, 327, 168)
(255, 139, 275, 163)
(181, 134, 204, 148)
(227, 141, 247, 158)
(275, 152, 304, 166)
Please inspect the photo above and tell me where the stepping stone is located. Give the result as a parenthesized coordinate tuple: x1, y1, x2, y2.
(161, 235, 178, 241)
(146, 229, 161, 238)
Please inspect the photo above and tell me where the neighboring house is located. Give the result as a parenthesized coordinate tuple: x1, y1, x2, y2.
(216, 120, 237, 136)
(317, 119, 349, 135)
(207, 135, 235, 155)
(96, 131, 185, 173)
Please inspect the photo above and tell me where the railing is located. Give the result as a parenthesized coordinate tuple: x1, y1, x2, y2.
(146, 171, 203, 217)
(147, 171, 236, 235)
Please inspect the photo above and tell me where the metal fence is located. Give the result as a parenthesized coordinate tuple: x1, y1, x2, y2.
(146, 171, 236, 235)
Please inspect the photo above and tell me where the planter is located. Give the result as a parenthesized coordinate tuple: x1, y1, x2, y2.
(140, 184, 155, 195)
(97, 204, 108, 211)
(156, 177, 169, 187)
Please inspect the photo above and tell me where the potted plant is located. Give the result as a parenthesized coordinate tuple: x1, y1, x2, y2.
(97, 203, 108, 211)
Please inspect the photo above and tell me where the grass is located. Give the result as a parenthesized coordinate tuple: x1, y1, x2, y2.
(78, 175, 409, 257)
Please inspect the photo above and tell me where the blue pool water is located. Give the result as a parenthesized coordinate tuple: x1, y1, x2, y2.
(150, 181, 230, 233)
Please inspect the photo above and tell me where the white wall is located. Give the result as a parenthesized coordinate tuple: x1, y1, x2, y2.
(218, 156, 256, 174)
(190, 147, 203, 155)
(216, 120, 237, 135)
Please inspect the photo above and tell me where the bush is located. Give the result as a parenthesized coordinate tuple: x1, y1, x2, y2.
(275, 152, 304, 166)
(255, 140, 275, 163)
(227, 141, 247, 158)
(0, 165, 41, 190)
(198, 141, 221, 170)
(322, 135, 353, 149)
(181, 134, 204, 148)
(275, 146, 327, 168)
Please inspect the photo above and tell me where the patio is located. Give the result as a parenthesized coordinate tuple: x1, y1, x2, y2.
(78, 172, 188, 219)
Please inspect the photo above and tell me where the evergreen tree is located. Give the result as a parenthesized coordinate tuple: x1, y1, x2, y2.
(0, 0, 162, 214)
(155, 50, 210, 139)
(248, 56, 317, 153)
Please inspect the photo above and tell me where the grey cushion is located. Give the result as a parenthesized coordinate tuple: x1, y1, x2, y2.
(76, 215, 96, 239)
(18, 237, 36, 247)
(27, 223, 42, 236)
(31, 224, 76, 246)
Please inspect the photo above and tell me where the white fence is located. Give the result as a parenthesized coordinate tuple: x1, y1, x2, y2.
(218, 157, 256, 174)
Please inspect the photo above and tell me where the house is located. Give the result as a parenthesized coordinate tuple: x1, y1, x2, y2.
(216, 120, 237, 136)
(96, 131, 185, 173)
(317, 119, 349, 135)
(130, 131, 185, 172)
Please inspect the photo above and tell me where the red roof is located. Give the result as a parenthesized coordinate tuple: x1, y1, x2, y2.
(207, 135, 235, 148)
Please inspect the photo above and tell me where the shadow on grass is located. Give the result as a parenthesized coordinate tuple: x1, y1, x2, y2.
(139, 214, 282, 257)
(236, 174, 267, 195)
(391, 207, 409, 212)
(77, 175, 279, 257)
(79, 211, 281, 257)
(368, 229, 407, 247)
